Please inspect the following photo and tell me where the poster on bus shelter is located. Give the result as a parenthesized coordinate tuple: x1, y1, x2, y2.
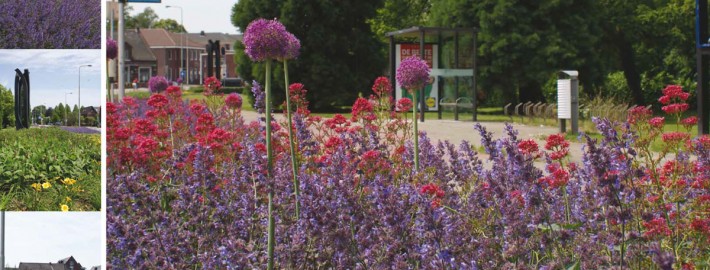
(395, 43, 438, 111)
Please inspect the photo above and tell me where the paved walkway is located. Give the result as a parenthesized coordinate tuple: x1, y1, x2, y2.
(240, 110, 587, 163)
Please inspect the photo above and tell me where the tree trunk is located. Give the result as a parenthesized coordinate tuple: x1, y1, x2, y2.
(518, 80, 544, 103)
(617, 32, 644, 105)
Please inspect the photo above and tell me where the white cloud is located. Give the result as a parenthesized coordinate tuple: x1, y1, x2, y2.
(0, 50, 101, 74)
(4, 212, 101, 268)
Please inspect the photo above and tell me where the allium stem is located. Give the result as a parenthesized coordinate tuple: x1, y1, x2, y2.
(412, 89, 419, 171)
(284, 60, 300, 219)
(265, 60, 275, 270)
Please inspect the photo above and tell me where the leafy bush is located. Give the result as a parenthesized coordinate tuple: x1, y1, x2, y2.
(0, 127, 100, 210)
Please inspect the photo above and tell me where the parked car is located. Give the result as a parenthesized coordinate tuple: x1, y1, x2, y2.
(221, 77, 243, 87)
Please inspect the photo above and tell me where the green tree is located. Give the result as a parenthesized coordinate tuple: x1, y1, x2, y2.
(232, 0, 387, 110)
(153, 18, 187, 33)
(31, 105, 47, 125)
(601, 0, 695, 105)
(0, 85, 14, 128)
(369, 0, 431, 37)
(428, 0, 605, 105)
(125, 6, 159, 29)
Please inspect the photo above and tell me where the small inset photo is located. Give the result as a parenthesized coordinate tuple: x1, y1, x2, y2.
(1, 212, 101, 270)
(0, 50, 101, 211)
(0, 0, 100, 49)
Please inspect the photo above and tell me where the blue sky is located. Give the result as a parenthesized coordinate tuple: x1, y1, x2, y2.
(125, 0, 241, 34)
(0, 50, 101, 110)
(4, 212, 101, 268)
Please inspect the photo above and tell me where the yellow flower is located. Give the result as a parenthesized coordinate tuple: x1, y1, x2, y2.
(60, 204, 69, 212)
(65, 197, 72, 203)
(61, 178, 77, 185)
(31, 183, 42, 191)
(41, 182, 51, 189)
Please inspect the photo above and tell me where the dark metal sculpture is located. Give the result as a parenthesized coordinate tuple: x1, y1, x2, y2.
(14, 68, 30, 130)
(205, 40, 222, 80)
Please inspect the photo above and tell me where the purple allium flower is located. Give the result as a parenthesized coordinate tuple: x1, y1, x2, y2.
(148, 76, 169, 93)
(396, 56, 430, 93)
(281, 31, 301, 60)
(242, 18, 290, 62)
(107, 37, 118, 60)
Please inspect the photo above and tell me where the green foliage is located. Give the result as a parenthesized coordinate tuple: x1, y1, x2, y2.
(429, 0, 605, 106)
(0, 85, 14, 128)
(369, 0, 431, 37)
(153, 18, 186, 33)
(124, 6, 186, 33)
(425, 0, 696, 107)
(0, 128, 100, 210)
(232, 0, 387, 111)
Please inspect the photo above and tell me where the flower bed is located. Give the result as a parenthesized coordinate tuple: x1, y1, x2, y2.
(107, 79, 709, 268)
(0, 127, 100, 210)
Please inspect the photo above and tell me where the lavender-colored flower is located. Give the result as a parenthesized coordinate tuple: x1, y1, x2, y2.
(251, 80, 266, 114)
(396, 56, 430, 92)
(242, 18, 290, 62)
(107, 37, 118, 60)
(0, 0, 100, 49)
(148, 76, 169, 93)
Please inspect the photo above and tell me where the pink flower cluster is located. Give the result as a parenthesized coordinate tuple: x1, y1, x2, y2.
(659, 85, 690, 114)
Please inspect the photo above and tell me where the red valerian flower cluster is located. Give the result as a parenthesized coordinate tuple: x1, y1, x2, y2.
(287, 83, 310, 115)
(351, 97, 375, 122)
(396, 97, 413, 112)
(225, 93, 243, 110)
(627, 105, 653, 125)
(643, 217, 672, 238)
(545, 134, 569, 160)
(659, 85, 690, 114)
(372, 76, 392, 97)
(420, 183, 445, 208)
(649, 117, 665, 129)
(517, 139, 539, 156)
(203, 76, 222, 95)
(540, 163, 570, 189)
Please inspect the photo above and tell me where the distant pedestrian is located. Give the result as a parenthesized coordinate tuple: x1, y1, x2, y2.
(132, 78, 138, 91)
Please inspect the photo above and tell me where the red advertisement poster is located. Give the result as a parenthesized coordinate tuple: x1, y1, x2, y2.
(400, 43, 434, 68)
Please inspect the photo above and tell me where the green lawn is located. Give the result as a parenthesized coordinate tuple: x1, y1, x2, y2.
(0, 128, 100, 211)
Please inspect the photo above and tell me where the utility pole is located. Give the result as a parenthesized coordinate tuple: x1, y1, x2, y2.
(118, 0, 126, 100)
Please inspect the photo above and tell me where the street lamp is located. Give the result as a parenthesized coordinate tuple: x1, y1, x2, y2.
(166, 5, 185, 84)
(78, 64, 92, 127)
(65, 92, 73, 126)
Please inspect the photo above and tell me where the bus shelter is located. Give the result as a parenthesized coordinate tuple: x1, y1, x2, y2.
(386, 26, 478, 122)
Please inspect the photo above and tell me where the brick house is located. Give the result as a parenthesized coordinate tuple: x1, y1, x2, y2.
(17, 255, 84, 270)
(120, 29, 157, 87)
(186, 31, 242, 80)
(139, 28, 204, 84)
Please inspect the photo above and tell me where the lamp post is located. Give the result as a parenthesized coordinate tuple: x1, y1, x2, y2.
(166, 5, 185, 84)
(65, 92, 73, 126)
(78, 64, 92, 127)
